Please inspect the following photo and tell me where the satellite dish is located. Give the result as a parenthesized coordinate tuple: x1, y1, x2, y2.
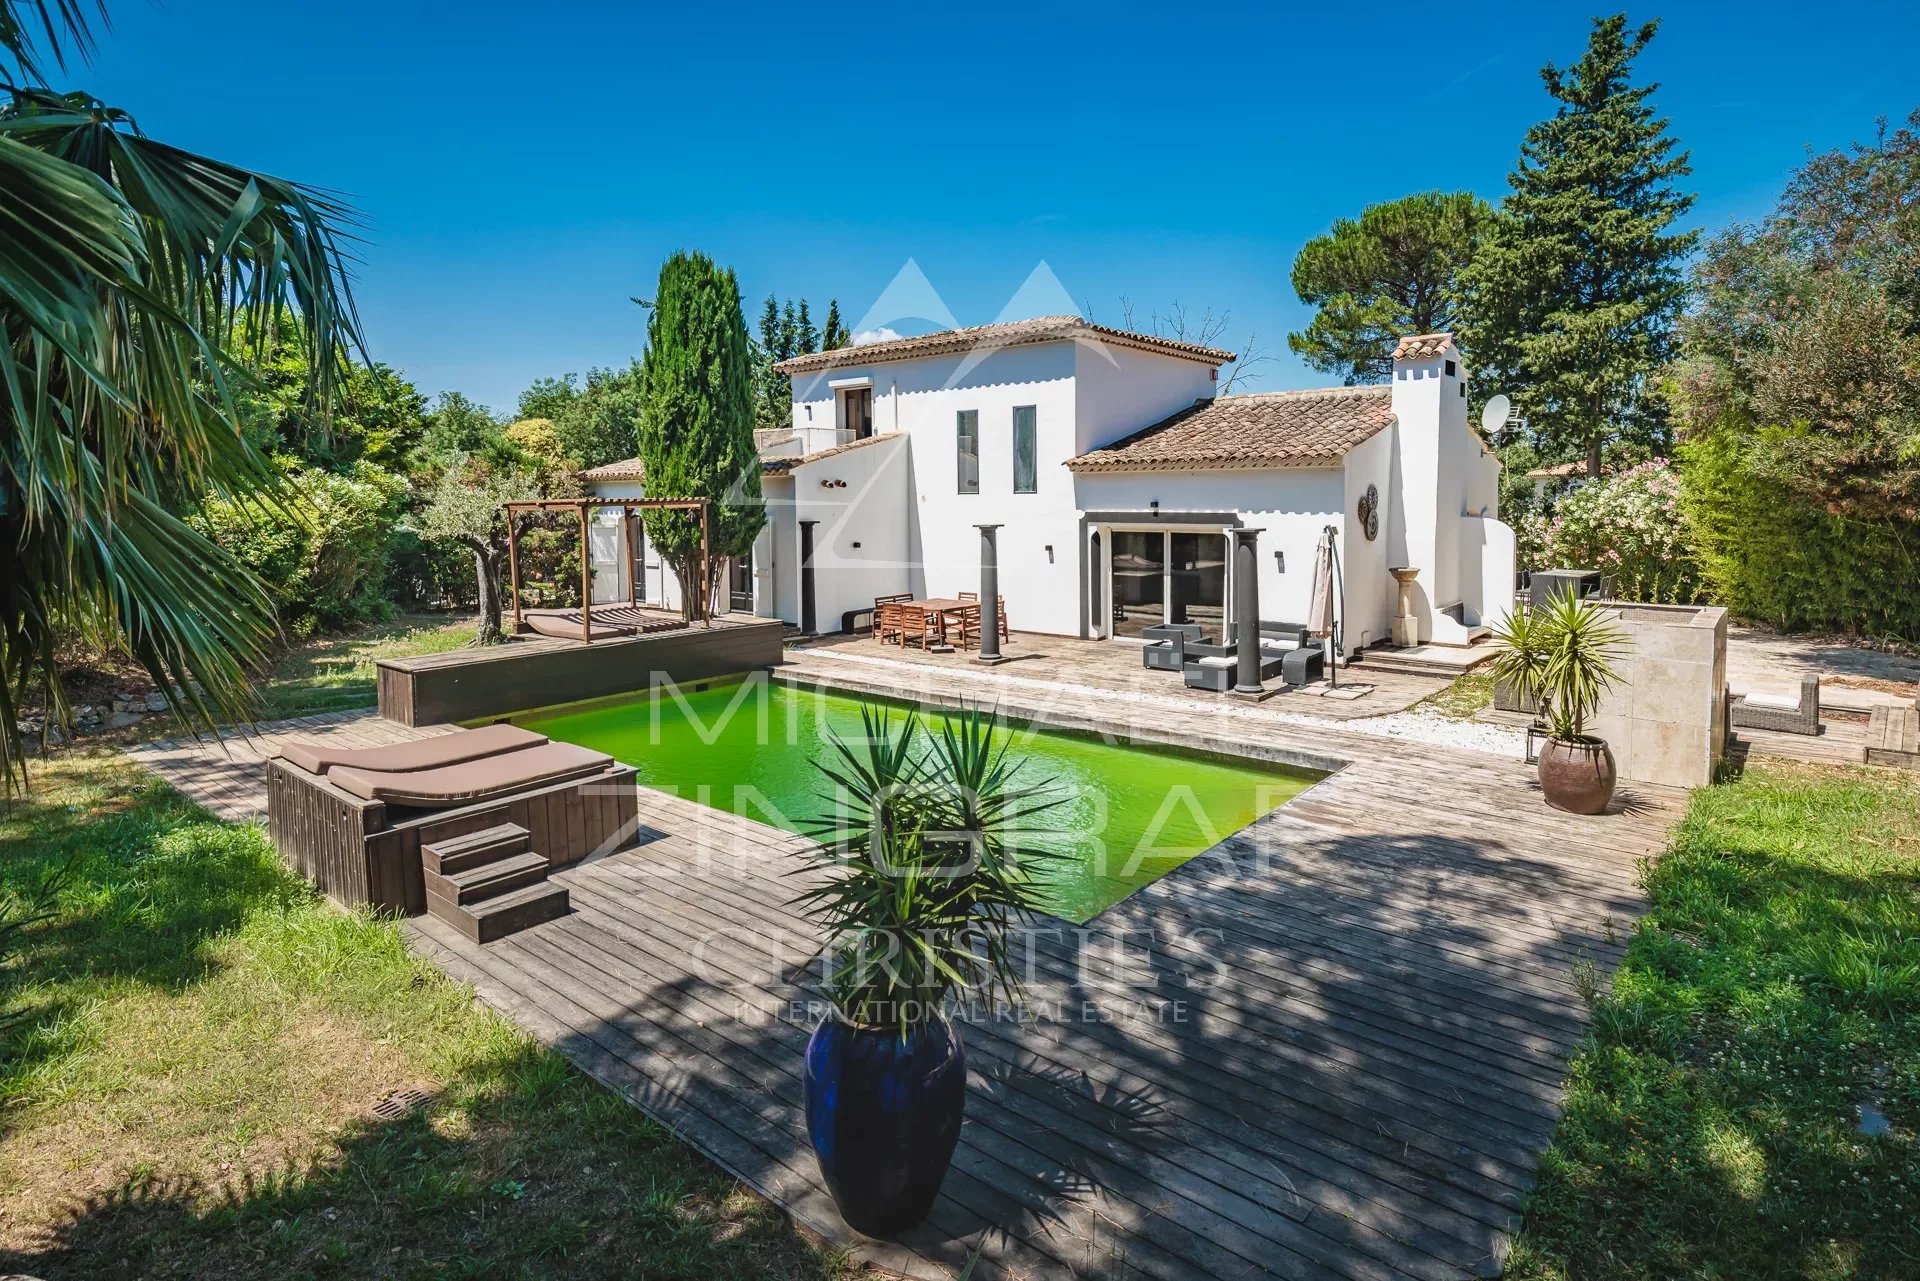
(1480, 394, 1512, 435)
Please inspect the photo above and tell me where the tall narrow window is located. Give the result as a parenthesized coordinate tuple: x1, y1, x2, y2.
(956, 410, 979, 494)
(1012, 405, 1037, 494)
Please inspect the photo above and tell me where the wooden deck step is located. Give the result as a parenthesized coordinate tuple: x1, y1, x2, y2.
(422, 822, 531, 875)
(428, 881, 571, 944)
(426, 850, 552, 906)
(1866, 705, 1920, 770)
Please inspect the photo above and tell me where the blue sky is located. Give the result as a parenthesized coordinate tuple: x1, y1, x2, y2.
(79, 0, 1920, 410)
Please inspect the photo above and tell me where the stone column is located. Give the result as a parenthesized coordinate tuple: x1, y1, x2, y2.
(1389, 566, 1421, 648)
(975, 524, 1004, 663)
(798, 520, 818, 635)
(1232, 528, 1263, 694)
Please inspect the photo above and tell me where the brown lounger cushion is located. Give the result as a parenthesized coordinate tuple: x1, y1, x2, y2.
(523, 611, 636, 641)
(330, 741, 615, 806)
(276, 723, 546, 777)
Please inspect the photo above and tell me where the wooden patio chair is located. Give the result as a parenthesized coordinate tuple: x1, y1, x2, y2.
(875, 602, 906, 645)
(872, 593, 912, 639)
(898, 604, 938, 650)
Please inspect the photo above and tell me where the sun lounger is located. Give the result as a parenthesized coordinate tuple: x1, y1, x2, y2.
(275, 722, 545, 776)
(330, 741, 614, 806)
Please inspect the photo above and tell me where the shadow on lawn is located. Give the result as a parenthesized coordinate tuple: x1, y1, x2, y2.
(5, 1037, 839, 1281)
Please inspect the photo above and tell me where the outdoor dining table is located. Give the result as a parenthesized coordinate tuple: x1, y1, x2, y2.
(899, 597, 975, 648)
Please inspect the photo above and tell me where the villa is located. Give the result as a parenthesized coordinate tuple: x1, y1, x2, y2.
(582, 317, 1515, 653)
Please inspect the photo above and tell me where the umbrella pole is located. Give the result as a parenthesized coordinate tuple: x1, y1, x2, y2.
(1323, 524, 1343, 690)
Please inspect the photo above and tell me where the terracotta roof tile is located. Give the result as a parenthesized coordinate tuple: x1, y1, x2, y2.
(772, 315, 1234, 375)
(1391, 332, 1456, 362)
(761, 432, 901, 474)
(577, 457, 644, 483)
(1067, 387, 1394, 473)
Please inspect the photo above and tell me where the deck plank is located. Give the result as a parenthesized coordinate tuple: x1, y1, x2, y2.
(129, 647, 1693, 1280)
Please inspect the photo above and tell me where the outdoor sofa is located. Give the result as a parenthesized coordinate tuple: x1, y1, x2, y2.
(1177, 621, 1324, 691)
(1729, 676, 1822, 736)
(266, 723, 639, 914)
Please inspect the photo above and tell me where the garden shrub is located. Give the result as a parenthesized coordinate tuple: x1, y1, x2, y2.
(198, 463, 407, 635)
(1677, 427, 1920, 640)
(1514, 460, 1702, 604)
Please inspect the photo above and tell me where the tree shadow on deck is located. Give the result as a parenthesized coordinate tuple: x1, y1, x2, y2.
(402, 800, 1653, 1281)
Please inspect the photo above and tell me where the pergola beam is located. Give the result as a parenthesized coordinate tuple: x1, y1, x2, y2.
(499, 497, 713, 638)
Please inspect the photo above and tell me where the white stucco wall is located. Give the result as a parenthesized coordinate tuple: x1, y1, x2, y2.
(1073, 468, 1345, 634)
(1340, 427, 1396, 654)
(791, 434, 913, 632)
(1072, 343, 1218, 455)
(581, 480, 687, 612)
(791, 344, 1085, 635)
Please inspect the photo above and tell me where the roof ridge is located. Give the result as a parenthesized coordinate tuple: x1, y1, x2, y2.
(1223, 384, 1390, 401)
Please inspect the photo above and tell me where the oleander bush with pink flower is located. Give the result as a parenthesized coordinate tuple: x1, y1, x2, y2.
(1517, 461, 1703, 605)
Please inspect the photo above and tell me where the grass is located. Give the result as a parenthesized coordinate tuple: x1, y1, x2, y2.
(1423, 670, 1493, 719)
(258, 615, 477, 719)
(1508, 760, 1920, 1280)
(0, 750, 841, 1280)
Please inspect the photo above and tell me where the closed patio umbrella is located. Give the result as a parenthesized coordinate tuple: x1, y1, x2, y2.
(1307, 528, 1339, 687)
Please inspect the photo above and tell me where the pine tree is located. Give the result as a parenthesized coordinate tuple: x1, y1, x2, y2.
(757, 294, 788, 429)
(821, 298, 848, 350)
(1289, 192, 1490, 383)
(794, 298, 819, 354)
(779, 300, 798, 362)
(637, 252, 765, 618)
(1457, 13, 1696, 475)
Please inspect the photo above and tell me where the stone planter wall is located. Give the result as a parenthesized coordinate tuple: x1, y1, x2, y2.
(1586, 602, 1728, 789)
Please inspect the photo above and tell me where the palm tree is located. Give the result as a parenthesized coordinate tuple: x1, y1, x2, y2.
(1, 2, 361, 786)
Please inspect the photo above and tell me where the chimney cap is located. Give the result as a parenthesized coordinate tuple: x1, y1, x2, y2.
(1392, 333, 1456, 362)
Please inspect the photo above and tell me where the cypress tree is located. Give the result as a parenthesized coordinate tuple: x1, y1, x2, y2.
(821, 298, 848, 350)
(1458, 13, 1696, 475)
(794, 298, 819, 355)
(637, 251, 765, 618)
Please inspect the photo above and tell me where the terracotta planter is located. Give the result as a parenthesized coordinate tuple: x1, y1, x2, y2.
(1536, 737, 1617, 815)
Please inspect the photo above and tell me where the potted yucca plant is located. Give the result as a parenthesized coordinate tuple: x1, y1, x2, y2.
(792, 704, 1065, 1237)
(1489, 593, 1625, 814)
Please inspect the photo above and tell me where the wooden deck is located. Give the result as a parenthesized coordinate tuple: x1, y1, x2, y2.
(129, 654, 1693, 1281)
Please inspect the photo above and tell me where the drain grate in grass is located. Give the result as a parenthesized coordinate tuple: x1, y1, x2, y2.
(370, 1085, 433, 1122)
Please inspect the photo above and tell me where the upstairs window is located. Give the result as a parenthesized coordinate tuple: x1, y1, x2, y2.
(840, 386, 873, 441)
(956, 410, 979, 494)
(1012, 406, 1037, 494)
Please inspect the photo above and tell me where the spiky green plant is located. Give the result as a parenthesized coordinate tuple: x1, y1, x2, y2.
(1534, 593, 1625, 742)
(792, 704, 1067, 1036)
(1487, 603, 1553, 715)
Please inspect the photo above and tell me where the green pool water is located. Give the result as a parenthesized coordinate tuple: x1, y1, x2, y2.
(520, 677, 1319, 923)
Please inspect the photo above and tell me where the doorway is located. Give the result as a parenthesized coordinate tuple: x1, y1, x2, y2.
(1105, 528, 1227, 639)
(729, 552, 754, 613)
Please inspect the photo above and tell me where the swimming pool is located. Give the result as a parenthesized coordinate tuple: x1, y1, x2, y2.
(520, 677, 1321, 923)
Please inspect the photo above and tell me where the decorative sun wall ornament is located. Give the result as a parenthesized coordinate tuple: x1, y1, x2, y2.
(1358, 484, 1379, 541)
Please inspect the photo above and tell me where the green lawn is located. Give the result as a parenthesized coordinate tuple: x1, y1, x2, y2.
(1509, 760, 1920, 1280)
(1424, 669, 1494, 719)
(0, 751, 840, 1280)
(258, 615, 477, 719)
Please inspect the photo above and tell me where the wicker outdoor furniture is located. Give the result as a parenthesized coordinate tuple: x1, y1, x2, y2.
(1729, 677, 1821, 736)
(1141, 622, 1205, 671)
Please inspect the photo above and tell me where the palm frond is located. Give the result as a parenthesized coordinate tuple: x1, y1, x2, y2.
(0, 71, 360, 789)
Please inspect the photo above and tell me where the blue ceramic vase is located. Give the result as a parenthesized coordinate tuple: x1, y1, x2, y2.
(803, 1014, 966, 1237)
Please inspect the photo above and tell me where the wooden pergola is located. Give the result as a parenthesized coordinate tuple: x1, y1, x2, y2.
(502, 497, 712, 642)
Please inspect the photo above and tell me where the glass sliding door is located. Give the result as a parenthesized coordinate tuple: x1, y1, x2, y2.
(1169, 532, 1227, 634)
(1108, 530, 1166, 638)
